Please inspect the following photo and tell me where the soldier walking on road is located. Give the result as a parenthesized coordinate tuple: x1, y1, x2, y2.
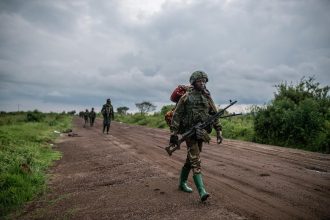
(169, 70, 223, 202)
(101, 98, 114, 134)
(83, 109, 89, 128)
(89, 107, 96, 127)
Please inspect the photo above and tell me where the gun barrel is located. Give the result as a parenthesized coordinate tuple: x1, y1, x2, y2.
(200, 100, 237, 129)
(219, 113, 242, 119)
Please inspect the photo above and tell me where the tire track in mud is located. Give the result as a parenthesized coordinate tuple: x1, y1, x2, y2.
(202, 145, 329, 192)
(204, 142, 330, 219)
(223, 140, 329, 168)
(109, 123, 183, 178)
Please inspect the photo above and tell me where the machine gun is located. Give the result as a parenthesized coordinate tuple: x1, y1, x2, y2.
(165, 100, 239, 156)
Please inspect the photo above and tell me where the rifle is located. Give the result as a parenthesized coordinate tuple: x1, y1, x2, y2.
(165, 100, 238, 156)
(219, 113, 242, 119)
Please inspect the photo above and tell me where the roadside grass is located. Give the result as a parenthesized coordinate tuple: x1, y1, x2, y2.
(116, 113, 168, 129)
(115, 113, 254, 141)
(220, 115, 255, 141)
(0, 112, 72, 218)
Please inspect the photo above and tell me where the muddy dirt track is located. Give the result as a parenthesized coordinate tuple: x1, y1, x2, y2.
(16, 117, 330, 220)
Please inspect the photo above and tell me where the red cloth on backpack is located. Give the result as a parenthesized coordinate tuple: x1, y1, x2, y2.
(170, 85, 189, 103)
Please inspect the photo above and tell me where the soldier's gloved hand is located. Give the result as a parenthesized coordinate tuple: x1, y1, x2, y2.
(170, 134, 178, 145)
(196, 128, 203, 140)
(196, 128, 211, 143)
(216, 130, 223, 144)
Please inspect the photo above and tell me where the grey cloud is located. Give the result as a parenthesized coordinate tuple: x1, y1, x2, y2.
(0, 1, 78, 34)
(0, 0, 329, 112)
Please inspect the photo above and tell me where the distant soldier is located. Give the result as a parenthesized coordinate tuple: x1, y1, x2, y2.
(101, 98, 114, 134)
(83, 109, 89, 127)
(169, 71, 223, 202)
(89, 107, 96, 127)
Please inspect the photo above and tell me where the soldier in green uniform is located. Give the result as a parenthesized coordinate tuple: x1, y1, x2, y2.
(101, 98, 114, 134)
(83, 109, 89, 127)
(170, 70, 223, 202)
(89, 107, 96, 127)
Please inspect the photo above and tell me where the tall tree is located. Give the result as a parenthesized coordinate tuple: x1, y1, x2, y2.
(117, 106, 129, 115)
(135, 101, 156, 115)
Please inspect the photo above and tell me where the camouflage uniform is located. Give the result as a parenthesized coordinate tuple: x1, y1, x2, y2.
(101, 99, 114, 134)
(83, 109, 89, 127)
(170, 71, 222, 202)
(89, 108, 96, 127)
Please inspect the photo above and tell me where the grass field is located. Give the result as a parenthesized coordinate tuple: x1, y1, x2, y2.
(0, 112, 72, 218)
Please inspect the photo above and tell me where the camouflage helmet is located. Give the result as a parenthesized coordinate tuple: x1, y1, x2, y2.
(189, 71, 208, 85)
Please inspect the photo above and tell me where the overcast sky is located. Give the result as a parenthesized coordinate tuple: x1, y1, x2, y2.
(0, 0, 329, 113)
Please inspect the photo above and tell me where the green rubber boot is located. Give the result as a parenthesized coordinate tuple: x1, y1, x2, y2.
(178, 167, 193, 193)
(193, 173, 210, 201)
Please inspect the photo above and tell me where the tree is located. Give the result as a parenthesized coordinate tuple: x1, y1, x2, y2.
(67, 110, 76, 115)
(117, 106, 129, 115)
(135, 101, 156, 115)
(26, 110, 45, 122)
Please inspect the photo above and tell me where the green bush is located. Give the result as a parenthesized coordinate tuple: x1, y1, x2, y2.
(253, 77, 330, 153)
(26, 110, 45, 122)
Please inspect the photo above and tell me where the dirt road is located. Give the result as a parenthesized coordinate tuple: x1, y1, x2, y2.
(17, 117, 330, 220)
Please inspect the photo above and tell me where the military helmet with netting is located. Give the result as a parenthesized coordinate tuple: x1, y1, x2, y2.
(189, 71, 208, 84)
